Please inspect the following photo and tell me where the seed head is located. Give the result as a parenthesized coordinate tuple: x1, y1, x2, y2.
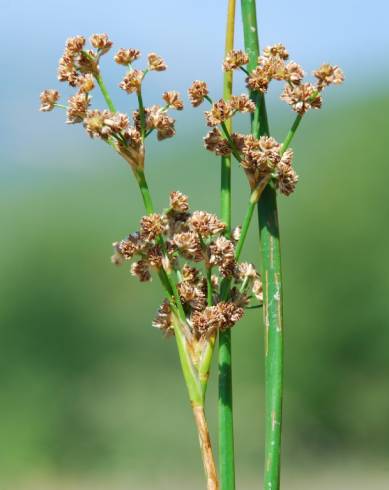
(188, 81, 208, 107)
(76, 73, 95, 93)
(119, 232, 144, 259)
(173, 232, 203, 262)
(90, 33, 113, 54)
(205, 99, 233, 126)
(140, 214, 168, 241)
(246, 65, 272, 93)
(148, 52, 167, 71)
(40, 89, 60, 112)
(263, 43, 289, 60)
(169, 191, 189, 213)
(65, 35, 86, 55)
(57, 55, 79, 86)
(229, 94, 256, 113)
(276, 162, 299, 196)
(119, 69, 144, 94)
(314, 64, 344, 90)
(189, 211, 226, 237)
(281, 83, 322, 114)
(285, 62, 305, 85)
(152, 301, 174, 336)
(223, 50, 249, 71)
(163, 91, 184, 110)
(114, 48, 141, 65)
(66, 92, 90, 124)
(131, 259, 151, 282)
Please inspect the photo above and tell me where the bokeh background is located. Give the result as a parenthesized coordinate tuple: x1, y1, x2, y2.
(2, 0, 389, 488)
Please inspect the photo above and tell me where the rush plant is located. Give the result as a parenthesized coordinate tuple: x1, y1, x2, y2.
(40, 3, 343, 489)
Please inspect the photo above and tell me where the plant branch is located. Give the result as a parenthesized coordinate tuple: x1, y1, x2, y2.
(94, 72, 116, 113)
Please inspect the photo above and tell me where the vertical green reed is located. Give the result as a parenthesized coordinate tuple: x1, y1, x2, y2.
(241, 1, 284, 489)
(218, 1, 236, 489)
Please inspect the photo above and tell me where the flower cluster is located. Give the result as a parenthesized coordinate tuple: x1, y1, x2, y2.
(189, 43, 343, 195)
(40, 34, 184, 171)
(223, 43, 344, 114)
(112, 192, 262, 338)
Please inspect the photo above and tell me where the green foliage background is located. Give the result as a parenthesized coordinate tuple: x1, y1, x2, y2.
(1, 94, 389, 485)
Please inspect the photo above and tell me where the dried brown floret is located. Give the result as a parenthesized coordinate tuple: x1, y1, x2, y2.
(191, 306, 222, 336)
(119, 69, 144, 94)
(148, 52, 167, 71)
(40, 89, 60, 112)
(83, 109, 113, 139)
(285, 62, 305, 85)
(114, 48, 141, 65)
(152, 300, 174, 336)
(231, 133, 246, 152)
(205, 99, 233, 126)
(111, 241, 125, 266)
(66, 93, 90, 124)
(131, 259, 151, 282)
(162, 91, 184, 110)
(189, 211, 226, 237)
(181, 264, 200, 284)
(147, 245, 164, 268)
(154, 113, 176, 141)
(188, 81, 209, 107)
(90, 33, 113, 53)
(119, 232, 144, 259)
(169, 191, 189, 213)
(173, 232, 203, 261)
(263, 43, 289, 60)
(276, 163, 298, 196)
(65, 36, 86, 55)
(246, 65, 272, 93)
(104, 112, 129, 133)
(204, 128, 223, 152)
(178, 282, 206, 311)
(314, 64, 344, 91)
(57, 55, 79, 86)
(76, 73, 95, 93)
(209, 236, 235, 276)
(236, 262, 257, 281)
(229, 94, 256, 113)
(223, 50, 249, 71)
(140, 214, 168, 241)
(281, 83, 322, 114)
(217, 302, 244, 330)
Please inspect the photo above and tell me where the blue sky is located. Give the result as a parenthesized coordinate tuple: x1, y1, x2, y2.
(1, 0, 388, 176)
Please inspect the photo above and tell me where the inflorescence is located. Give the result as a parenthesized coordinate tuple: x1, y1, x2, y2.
(189, 43, 344, 193)
(112, 192, 262, 338)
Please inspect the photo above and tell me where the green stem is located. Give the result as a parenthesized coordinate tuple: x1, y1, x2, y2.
(241, 2, 282, 489)
(280, 115, 302, 154)
(219, 1, 236, 490)
(95, 72, 116, 113)
(235, 200, 255, 261)
(137, 90, 146, 140)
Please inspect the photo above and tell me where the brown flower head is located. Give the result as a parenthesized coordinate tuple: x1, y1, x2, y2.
(217, 302, 244, 331)
(131, 259, 151, 282)
(66, 92, 90, 124)
(154, 113, 176, 141)
(76, 73, 95, 93)
(119, 69, 144, 94)
(103, 112, 129, 133)
(285, 62, 305, 85)
(276, 162, 298, 196)
(111, 241, 125, 266)
(205, 99, 233, 126)
(90, 33, 113, 54)
(65, 35, 85, 55)
(83, 109, 113, 139)
(188, 80, 209, 107)
(181, 264, 200, 284)
(40, 89, 60, 112)
(152, 300, 174, 336)
(314, 64, 344, 90)
(119, 232, 144, 259)
(204, 128, 223, 152)
(263, 43, 289, 60)
(230, 94, 256, 113)
(173, 232, 203, 262)
(57, 55, 79, 86)
(189, 211, 226, 237)
(223, 50, 249, 71)
(246, 65, 272, 93)
(178, 282, 206, 311)
(169, 191, 189, 213)
(140, 214, 168, 241)
(163, 91, 184, 110)
(148, 52, 167, 71)
(114, 48, 141, 65)
(209, 236, 236, 277)
(281, 83, 322, 114)
(191, 306, 222, 337)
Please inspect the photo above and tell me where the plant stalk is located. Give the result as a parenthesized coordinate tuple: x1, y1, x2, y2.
(219, 1, 237, 489)
(241, 1, 283, 489)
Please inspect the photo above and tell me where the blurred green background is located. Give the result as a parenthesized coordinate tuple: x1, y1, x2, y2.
(2, 0, 389, 488)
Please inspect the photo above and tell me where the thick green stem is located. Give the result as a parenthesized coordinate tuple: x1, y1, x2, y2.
(219, 1, 236, 489)
(95, 72, 116, 113)
(241, 2, 283, 489)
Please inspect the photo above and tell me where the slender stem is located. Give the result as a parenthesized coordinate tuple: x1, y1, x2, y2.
(137, 89, 146, 140)
(95, 72, 116, 113)
(192, 404, 220, 490)
(280, 114, 302, 154)
(206, 268, 213, 306)
(235, 200, 255, 261)
(241, 2, 283, 490)
(219, 1, 236, 489)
